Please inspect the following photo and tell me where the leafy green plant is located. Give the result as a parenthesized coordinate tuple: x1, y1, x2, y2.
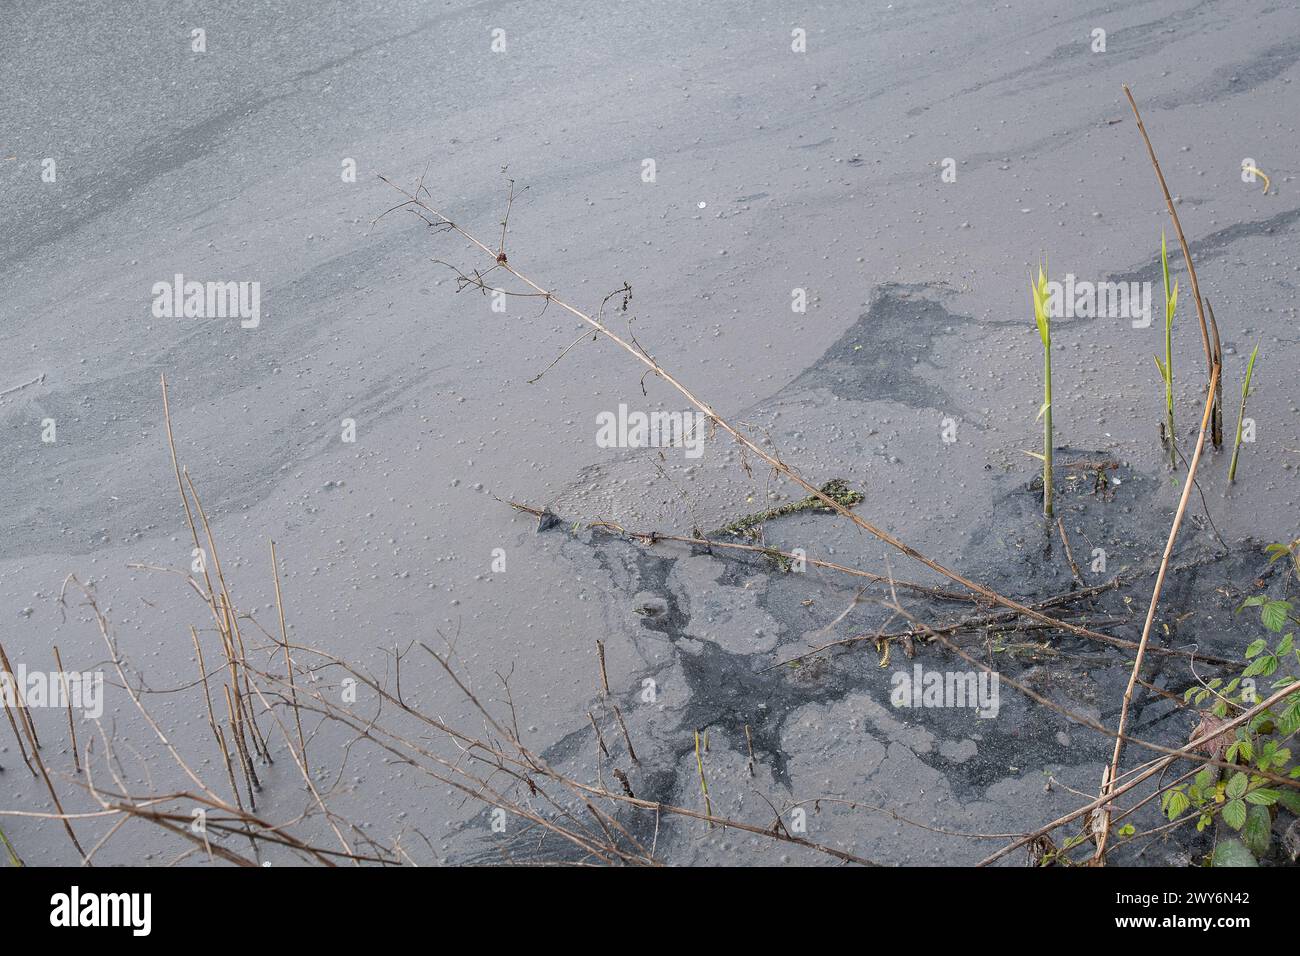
(1160, 592, 1300, 864)
(1227, 343, 1260, 483)
(1152, 232, 1179, 468)
(1028, 264, 1054, 518)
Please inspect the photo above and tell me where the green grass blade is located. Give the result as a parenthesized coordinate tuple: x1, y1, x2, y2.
(0, 823, 22, 866)
(1228, 342, 1261, 483)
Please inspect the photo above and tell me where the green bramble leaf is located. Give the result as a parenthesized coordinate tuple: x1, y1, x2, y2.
(1211, 838, 1257, 866)
(1277, 788, 1300, 814)
(1243, 655, 1277, 678)
(1245, 788, 1279, 806)
(1243, 805, 1271, 857)
(1226, 772, 1248, 799)
(1280, 700, 1300, 738)
(1262, 600, 1291, 632)
(1222, 798, 1247, 831)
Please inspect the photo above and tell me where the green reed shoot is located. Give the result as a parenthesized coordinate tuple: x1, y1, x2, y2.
(1029, 264, 1054, 518)
(694, 729, 713, 824)
(1228, 343, 1260, 483)
(1152, 232, 1179, 467)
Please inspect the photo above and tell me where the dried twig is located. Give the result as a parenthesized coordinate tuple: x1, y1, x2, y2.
(595, 640, 610, 697)
(1056, 516, 1084, 586)
(0, 640, 85, 859)
(611, 703, 638, 764)
(376, 177, 1134, 654)
(1092, 366, 1220, 861)
(587, 712, 610, 759)
(270, 539, 308, 777)
(981, 675, 1300, 866)
(1122, 86, 1218, 440)
(51, 645, 81, 774)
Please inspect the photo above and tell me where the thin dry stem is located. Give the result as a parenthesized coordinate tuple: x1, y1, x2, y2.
(1093, 366, 1220, 861)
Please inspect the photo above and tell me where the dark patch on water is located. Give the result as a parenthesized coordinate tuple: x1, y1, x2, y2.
(456, 436, 1290, 864)
(453, 287, 1291, 864)
(1105, 206, 1300, 290)
(780, 285, 970, 413)
(1153, 38, 1300, 108)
